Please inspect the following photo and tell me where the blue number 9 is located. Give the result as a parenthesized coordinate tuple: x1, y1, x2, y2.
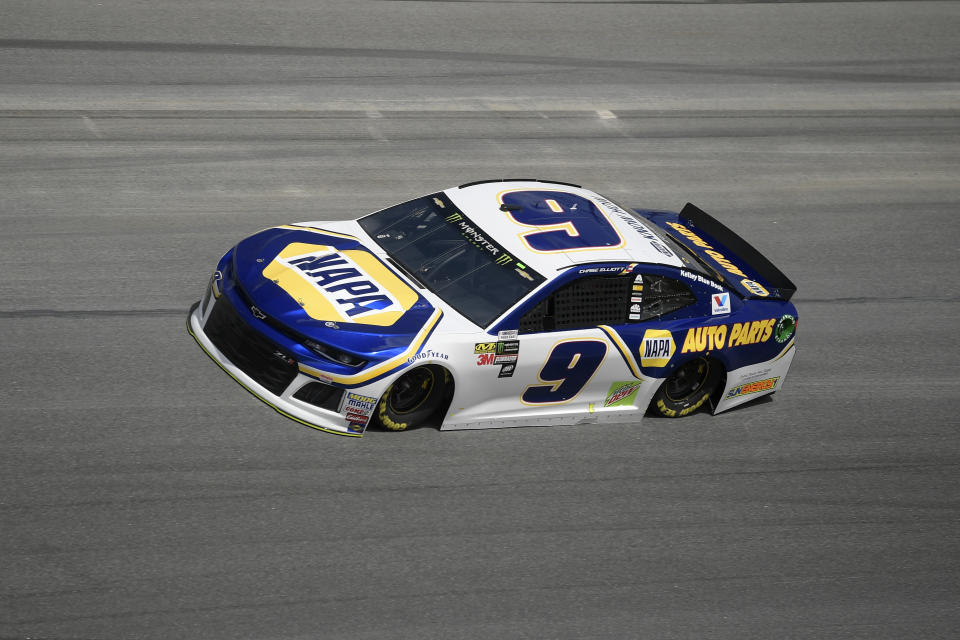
(501, 190, 623, 252)
(522, 339, 608, 404)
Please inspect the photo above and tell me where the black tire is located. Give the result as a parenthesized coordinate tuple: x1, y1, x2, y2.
(375, 366, 450, 431)
(651, 357, 721, 418)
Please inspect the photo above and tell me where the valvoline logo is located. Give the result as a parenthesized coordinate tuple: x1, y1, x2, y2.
(262, 242, 419, 326)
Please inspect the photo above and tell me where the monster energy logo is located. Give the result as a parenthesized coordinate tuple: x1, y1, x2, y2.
(443, 211, 513, 267)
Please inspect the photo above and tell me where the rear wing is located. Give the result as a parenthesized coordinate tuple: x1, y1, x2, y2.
(641, 203, 797, 301)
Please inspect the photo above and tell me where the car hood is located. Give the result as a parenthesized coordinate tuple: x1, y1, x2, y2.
(232, 225, 436, 354)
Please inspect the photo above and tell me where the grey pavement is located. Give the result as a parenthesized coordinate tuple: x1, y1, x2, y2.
(1, 1, 959, 638)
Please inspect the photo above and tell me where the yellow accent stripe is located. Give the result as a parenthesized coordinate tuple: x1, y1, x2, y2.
(277, 224, 359, 240)
(298, 308, 443, 385)
(597, 324, 642, 378)
(187, 316, 361, 437)
(773, 338, 796, 361)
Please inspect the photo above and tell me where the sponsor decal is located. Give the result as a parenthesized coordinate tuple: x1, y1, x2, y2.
(711, 292, 731, 315)
(516, 268, 534, 281)
(263, 242, 419, 326)
(603, 380, 642, 407)
(680, 318, 776, 353)
(631, 275, 643, 313)
(498, 362, 516, 378)
(345, 392, 377, 411)
(446, 213, 512, 266)
(343, 392, 377, 432)
(476, 340, 520, 365)
(620, 263, 638, 274)
(741, 279, 769, 297)
(726, 376, 779, 398)
(498, 340, 519, 355)
(680, 269, 724, 292)
(593, 196, 675, 258)
(406, 349, 449, 365)
(775, 314, 796, 343)
(665, 222, 753, 280)
(475, 342, 497, 354)
(498, 330, 519, 341)
(640, 329, 675, 368)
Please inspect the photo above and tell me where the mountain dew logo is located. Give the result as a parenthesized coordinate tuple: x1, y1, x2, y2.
(604, 381, 642, 407)
(775, 314, 796, 343)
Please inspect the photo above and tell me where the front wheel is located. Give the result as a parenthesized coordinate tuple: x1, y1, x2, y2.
(651, 357, 721, 418)
(374, 366, 450, 431)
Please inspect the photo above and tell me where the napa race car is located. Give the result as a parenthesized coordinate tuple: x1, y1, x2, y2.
(187, 179, 798, 437)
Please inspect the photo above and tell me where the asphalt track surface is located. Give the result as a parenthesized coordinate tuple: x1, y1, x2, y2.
(2, 1, 959, 638)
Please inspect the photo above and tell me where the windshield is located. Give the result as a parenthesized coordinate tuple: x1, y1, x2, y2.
(359, 192, 545, 327)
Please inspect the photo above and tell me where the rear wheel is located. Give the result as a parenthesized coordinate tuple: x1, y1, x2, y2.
(375, 366, 450, 431)
(651, 357, 721, 418)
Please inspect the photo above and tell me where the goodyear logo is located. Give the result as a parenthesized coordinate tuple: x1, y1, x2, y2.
(640, 329, 675, 368)
(726, 376, 779, 398)
(263, 242, 418, 326)
(681, 318, 776, 353)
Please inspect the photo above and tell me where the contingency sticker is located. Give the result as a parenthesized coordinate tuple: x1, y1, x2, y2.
(629, 274, 643, 321)
(603, 380, 642, 407)
(476, 340, 519, 367)
(343, 392, 377, 433)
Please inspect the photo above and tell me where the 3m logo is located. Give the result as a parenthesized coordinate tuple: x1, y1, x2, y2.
(639, 329, 675, 368)
(263, 242, 418, 326)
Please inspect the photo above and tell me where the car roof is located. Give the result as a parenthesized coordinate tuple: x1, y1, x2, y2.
(443, 180, 683, 275)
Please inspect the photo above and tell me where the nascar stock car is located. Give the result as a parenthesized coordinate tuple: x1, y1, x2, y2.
(187, 179, 798, 437)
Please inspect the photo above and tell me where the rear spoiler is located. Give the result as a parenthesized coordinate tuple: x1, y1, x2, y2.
(642, 203, 797, 301)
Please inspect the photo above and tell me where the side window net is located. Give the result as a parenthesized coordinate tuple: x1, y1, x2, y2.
(519, 275, 633, 333)
(636, 274, 696, 321)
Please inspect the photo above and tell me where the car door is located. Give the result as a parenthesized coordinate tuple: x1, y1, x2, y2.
(608, 268, 711, 381)
(507, 269, 643, 421)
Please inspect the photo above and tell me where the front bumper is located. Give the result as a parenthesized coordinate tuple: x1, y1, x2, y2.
(187, 298, 372, 437)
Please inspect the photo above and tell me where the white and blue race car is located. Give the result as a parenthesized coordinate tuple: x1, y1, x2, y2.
(188, 179, 798, 436)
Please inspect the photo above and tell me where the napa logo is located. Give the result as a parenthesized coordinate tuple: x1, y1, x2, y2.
(639, 329, 675, 368)
(262, 242, 419, 326)
(741, 278, 769, 297)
